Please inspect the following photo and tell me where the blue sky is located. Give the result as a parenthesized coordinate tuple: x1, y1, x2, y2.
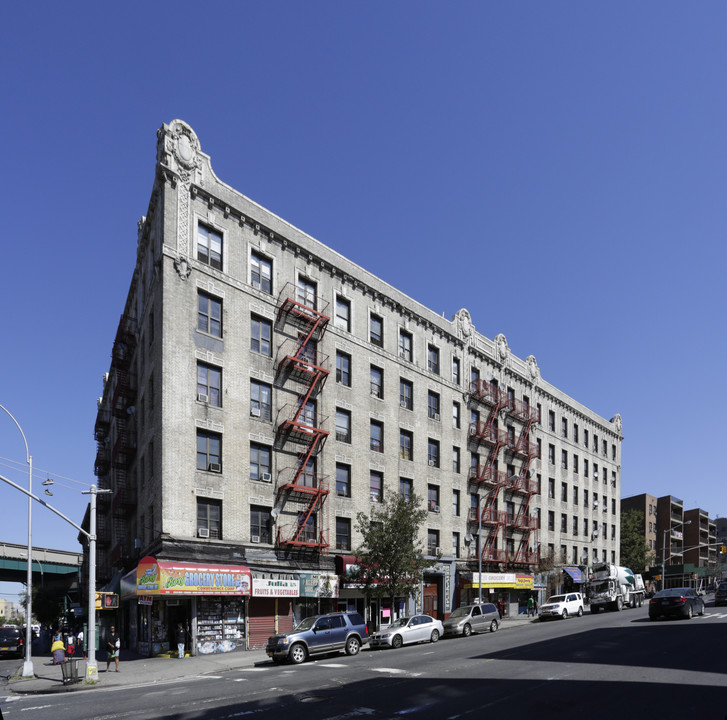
(2, 2, 726, 602)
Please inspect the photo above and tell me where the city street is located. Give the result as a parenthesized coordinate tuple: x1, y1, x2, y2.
(2, 601, 727, 719)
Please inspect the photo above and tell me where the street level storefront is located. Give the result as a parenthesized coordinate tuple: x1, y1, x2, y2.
(463, 572, 535, 616)
(248, 576, 298, 649)
(120, 556, 251, 656)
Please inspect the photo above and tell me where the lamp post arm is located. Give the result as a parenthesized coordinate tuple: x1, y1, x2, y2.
(0, 473, 89, 537)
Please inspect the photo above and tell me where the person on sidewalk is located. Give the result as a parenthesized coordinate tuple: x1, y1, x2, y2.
(106, 626, 121, 672)
(175, 623, 186, 659)
(527, 595, 535, 617)
(51, 636, 66, 665)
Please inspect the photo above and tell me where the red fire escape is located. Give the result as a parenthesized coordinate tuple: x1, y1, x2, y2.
(468, 379, 510, 565)
(274, 283, 330, 551)
(504, 397, 541, 567)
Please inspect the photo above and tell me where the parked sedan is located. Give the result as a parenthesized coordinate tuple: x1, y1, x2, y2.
(714, 582, 727, 607)
(649, 587, 705, 620)
(370, 614, 443, 649)
(0, 626, 24, 658)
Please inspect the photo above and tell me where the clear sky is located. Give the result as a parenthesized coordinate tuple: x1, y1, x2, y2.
(2, 2, 726, 602)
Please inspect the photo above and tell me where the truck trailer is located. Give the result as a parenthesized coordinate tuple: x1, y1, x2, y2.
(587, 563, 646, 612)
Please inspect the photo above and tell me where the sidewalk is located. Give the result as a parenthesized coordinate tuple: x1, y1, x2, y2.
(7, 647, 270, 695)
(7, 615, 535, 695)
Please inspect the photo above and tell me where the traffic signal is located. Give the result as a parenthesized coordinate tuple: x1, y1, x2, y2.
(95, 592, 119, 609)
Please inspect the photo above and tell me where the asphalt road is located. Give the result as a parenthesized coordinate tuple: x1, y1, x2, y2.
(3, 599, 727, 719)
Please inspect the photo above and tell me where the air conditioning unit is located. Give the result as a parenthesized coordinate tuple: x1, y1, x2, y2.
(198, 528, 210, 538)
(428, 460, 436, 467)
(250, 535, 260, 543)
(435, 547, 442, 555)
(197, 393, 209, 403)
(434, 413, 440, 421)
(261, 472, 272, 483)
(208, 462, 221, 473)
(251, 407, 261, 417)
(370, 494, 380, 503)
(400, 400, 408, 408)
(433, 505, 440, 513)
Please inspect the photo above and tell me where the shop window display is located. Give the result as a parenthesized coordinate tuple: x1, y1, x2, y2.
(196, 597, 246, 653)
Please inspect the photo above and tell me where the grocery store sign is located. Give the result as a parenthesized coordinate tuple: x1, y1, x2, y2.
(121, 557, 251, 599)
(468, 572, 534, 589)
(252, 577, 299, 597)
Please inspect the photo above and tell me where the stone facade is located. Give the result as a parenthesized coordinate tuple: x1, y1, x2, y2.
(94, 120, 623, 613)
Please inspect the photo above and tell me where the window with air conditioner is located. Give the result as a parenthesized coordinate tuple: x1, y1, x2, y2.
(198, 527, 210, 538)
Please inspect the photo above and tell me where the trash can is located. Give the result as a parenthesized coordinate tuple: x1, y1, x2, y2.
(61, 658, 81, 685)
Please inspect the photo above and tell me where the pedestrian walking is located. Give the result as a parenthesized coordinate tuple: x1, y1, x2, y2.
(175, 623, 186, 659)
(106, 625, 121, 672)
(51, 636, 65, 665)
(527, 595, 535, 617)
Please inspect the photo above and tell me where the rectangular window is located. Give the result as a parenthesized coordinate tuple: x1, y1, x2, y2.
(197, 430, 221, 472)
(548, 444, 555, 464)
(335, 296, 351, 332)
(370, 365, 384, 398)
(399, 329, 412, 362)
(250, 251, 272, 293)
(197, 362, 221, 406)
(197, 223, 222, 270)
(299, 398, 316, 427)
(336, 464, 351, 497)
(561, 449, 568, 470)
(602, 439, 607, 456)
(584, 489, 589, 508)
(561, 482, 568, 502)
(428, 391, 440, 420)
(452, 532, 460, 559)
(573, 486, 579, 505)
(584, 458, 589, 477)
(370, 313, 383, 347)
(584, 428, 589, 448)
(198, 292, 222, 338)
(548, 511, 555, 531)
(370, 420, 384, 453)
(370, 471, 383, 503)
(250, 505, 272, 543)
(561, 514, 568, 533)
(452, 357, 461, 385)
(453, 401, 461, 429)
(250, 380, 272, 420)
(573, 516, 579, 535)
(583, 518, 588, 536)
(336, 517, 352, 551)
(427, 344, 440, 374)
(573, 423, 579, 443)
(427, 530, 439, 556)
(251, 315, 272, 355)
(593, 434, 599, 452)
(297, 277, 317, 309)
(336, 351, 351, 386)
(561, 418, 568, 438)
(400, 378, 413, 410)
(574, 454, 579, 474)
(452, 489, 460, 517)
(250, 443, 271, 481)
(612, 443, 616, 460)
(400, 477, 413, 501)
(400, 429, 413, 461)
(336, 409, 351, 443)
(197, 498, 221, 539)
(452, 446, 461, 474)
(428, 439, 440, 468)
(548, 477, 555, 499)
(548, 410, 555, 431)
(428, 485, 440, 512)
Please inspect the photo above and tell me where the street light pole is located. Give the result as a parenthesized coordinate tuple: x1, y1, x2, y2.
(0, 404, 34, 678)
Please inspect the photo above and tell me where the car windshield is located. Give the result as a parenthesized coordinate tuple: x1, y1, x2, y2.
(546, 595, 565, 603)
(387, 619, 408, 629)
(294, 616, 317, 631)
(448, 606, 472, 619)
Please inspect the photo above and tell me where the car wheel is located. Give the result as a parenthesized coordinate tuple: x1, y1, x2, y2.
(616, 597, 623, 611)
(577, 607, 583, 617)
(346, 636, 361, 656)
(561, 609, 568, 620)
(489, 619, 499, 633)
(699, 603, 705, 616)
(391, 634, 403, 649)
(289, 643, 307, 665)
(430, 630, 440, 643)
(686, 605, 693, 620)
(462, 623, 472, 637)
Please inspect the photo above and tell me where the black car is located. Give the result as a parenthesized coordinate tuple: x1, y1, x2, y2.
(0, 626, 24, 658)
(649, 587, 704, 620)
(714, 582, 727, 607)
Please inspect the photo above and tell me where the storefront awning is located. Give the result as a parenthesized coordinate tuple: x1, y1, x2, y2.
(121, 556, 251, 600)
(563, 567, 583, 583)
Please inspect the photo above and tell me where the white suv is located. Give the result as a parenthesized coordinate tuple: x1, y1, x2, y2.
(539, 592, 584, 620)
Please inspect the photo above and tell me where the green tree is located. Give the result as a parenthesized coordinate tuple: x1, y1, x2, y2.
(349, 492, 436, 624)
(20, 585, 64, 628)
(620, 508, 652, 573)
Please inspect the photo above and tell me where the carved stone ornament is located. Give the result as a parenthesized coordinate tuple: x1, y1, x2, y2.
(174, 256, 191, 280)
(454, 308, 474, 342)
(494, 333, 509, 364)
(611, 413, 623, 434)
(526, 355, 540, 382)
